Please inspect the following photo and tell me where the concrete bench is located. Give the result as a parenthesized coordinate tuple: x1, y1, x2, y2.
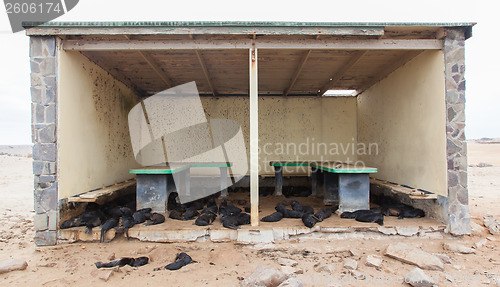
(129, 162, 231, 212)
(269, 161, 377, 212)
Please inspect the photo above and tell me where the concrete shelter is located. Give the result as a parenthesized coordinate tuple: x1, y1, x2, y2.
(25, 21, 474, 245)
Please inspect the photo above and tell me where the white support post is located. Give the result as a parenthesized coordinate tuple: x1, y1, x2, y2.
(249, 46, 259, 226)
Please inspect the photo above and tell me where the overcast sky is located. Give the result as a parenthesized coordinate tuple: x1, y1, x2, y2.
(0, 0, 498, 144)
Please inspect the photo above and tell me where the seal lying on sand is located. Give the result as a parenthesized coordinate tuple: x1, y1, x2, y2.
(275, 203, 303, 218)
(341, 210, 384, 226)
(290, 200, 314, 215)
(155, 253, 196, 271)
(95, 257, 149, 268)
(302, 208, 333, 228)
(145, 213, 165, 226)
(220, 213, 251, 229)
(261, 211, 284, 222)
(218, 199, 242, 216)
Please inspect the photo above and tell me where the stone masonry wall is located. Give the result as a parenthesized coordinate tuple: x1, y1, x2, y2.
(30, 36, 58, 245)
(444, 28, 470, 235)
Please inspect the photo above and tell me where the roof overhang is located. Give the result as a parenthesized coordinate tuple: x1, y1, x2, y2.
(24, 21, 475, 97)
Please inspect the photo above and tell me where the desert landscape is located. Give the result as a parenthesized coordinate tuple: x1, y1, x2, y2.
(0, 142, 499, 286)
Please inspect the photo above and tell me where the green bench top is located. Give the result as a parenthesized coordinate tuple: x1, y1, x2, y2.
(310, 162, 377, 173)
(130, 162, 231, 174)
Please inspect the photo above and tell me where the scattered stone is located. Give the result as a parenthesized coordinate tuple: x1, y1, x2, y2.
(97, 269, 114, 282)
(443, 242, 476, 254)
(433, 253, 452, 264)
(452, 265, 462, 270)
(349, 249, 360, 258)
(37, 262, 56, 268)
(487, 236, 496, 241)
(277, 277, 303, 287)
(0, 259, 28, 274)
(378, 227, 397, 235)
(477, 162, 493, 167)
(474, 239, 488, 249)
(120, 265, 134, 273)
(343, 258, 358, 270)
(396, 227, 419, 237)
(241, 266, 289, 287)
(108, 253, 115, 261)
(349, 270, 366, 280)
(470, 221, 485, 235)
(484, 215, 500, 235)
(313, 263, 335, 274)
(385, 243, 444, 271)
(404, 267, 435, 287)
(365, 255, 383, 268)
(280, 266, 303, 275)
(277, 258, 298, 267)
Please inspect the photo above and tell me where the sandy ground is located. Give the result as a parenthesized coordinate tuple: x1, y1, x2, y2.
(0, 143, 499, 286)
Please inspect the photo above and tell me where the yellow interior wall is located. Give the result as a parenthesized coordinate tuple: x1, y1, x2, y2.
(57, 50, 140, 199)
(201, 96, 357, 175)
(357, 50, 448, 196)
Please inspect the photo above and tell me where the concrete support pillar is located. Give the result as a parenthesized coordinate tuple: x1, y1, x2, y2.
(30, 36, 59, 245)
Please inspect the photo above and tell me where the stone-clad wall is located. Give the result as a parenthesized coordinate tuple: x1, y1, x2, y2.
(30, 36, 58, 246)
(444, 28, 470, 235)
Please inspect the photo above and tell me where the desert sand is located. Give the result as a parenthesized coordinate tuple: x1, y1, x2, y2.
(0, 143, 499, 286)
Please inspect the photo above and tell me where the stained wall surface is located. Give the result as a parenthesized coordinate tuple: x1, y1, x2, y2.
(357, 50, 448, 196)
(201, 96, 358, 175)
(57, 50, 140, 199)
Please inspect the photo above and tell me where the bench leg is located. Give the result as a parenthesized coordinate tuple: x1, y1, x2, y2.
(136, 174, 168, 213)
(323, 172, 339, 205)
(220, 166, 228, 198)
(338, 173, 370, 212)
(311, 166, 318, 197)
(173, 168, 192, 203)
(274, 166, 283, 196)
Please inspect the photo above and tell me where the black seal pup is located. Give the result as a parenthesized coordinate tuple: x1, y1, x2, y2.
(95, 256, 149, 268)
(261, 211, 284, 222)
(302, 208, 333, 228)
(155, 252, 196, 271)
(195, 207, 217, 226)
(399, 208, 425, 219)
(275, 203, 303, 218)
(341, 210, 384, 226)
(145, 213, 165, 226)
(169, 209, 184, 220)
(184, 207, 200, 220)
(120, 207, 135, 240)
(218, 199, 242, 216)
(100, 217, 119, 243)
(194, 212, 217, 226)
(81, 212, 102, 234)
(133, 208, 152, 224)
(290, 200, 315, 215)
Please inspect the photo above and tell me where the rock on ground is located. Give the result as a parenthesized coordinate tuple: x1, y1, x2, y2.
(470, 221, 485, 235)
(277, 277, 303, 287)
(365, 255, 383, 268)
(241, 266, 289, 287)
(404, 267, 435, 287)
(0, 258, 28, 274)
(343, 258, 358, 270)
(433, 253, 452, 264)
(443, 242, 476, 254)
(385, 243, 444, 271)
(313, 263, 335, 274)
(277, 258, 298, 267)
(484, 215, 500, 235)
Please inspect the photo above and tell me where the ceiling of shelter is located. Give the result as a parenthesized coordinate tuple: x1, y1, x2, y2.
(78, 47, 424, 97)
(56, 25, 452, 97)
